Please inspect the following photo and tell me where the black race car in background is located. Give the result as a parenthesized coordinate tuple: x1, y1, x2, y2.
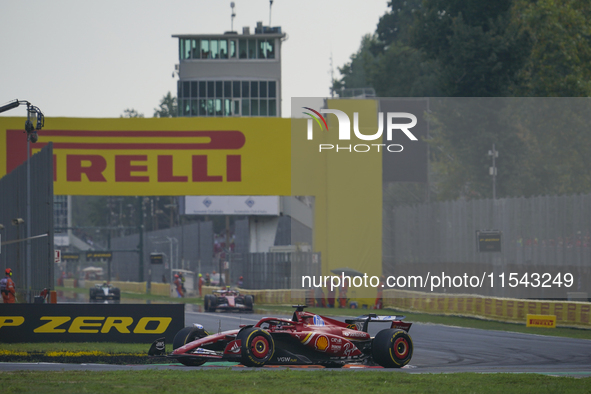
(204, 288, 254, 312)
(89, 282, 120, 301)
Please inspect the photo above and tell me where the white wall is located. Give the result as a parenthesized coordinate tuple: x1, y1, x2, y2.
(248, 216, 280, 253)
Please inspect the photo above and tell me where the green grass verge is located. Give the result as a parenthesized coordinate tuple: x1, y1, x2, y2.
(0, 342, 151, 354)
(55, 286, 202, 304)
(0, 342, 171, 364)
(0, 370, 589, 394)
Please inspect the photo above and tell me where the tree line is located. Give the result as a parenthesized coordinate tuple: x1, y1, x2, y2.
(121, 91, 178, 118)
(333, 0, 591, 201)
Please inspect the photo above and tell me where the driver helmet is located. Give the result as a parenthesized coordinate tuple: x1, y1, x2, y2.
(5, 268, 12, 276)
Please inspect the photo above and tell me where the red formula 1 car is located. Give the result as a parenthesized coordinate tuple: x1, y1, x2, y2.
(203, 288, 254, 312)
(149, 305, 413, 368)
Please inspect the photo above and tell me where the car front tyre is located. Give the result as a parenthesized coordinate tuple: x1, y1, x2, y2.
(173, 326, 209, 366)
(237, 327, 274, 367)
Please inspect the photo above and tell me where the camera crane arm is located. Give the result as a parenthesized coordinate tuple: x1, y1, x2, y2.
(0, 99, 45, 141)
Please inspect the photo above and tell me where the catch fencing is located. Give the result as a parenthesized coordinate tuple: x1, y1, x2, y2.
(229, 251, 321, 289)
(110, 221, 213, 283)
(383, 194, 591, 299)
(0, 143, 54, 300)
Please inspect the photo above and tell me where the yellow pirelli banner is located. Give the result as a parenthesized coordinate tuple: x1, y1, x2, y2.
(1, 111, 384, 297)
(526, 314, 556, 328)
(0, 117, 291, 196)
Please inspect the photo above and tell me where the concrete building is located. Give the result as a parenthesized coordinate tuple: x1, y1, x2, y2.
(173, 22, 315, 265)
(173, 22, 286, 117)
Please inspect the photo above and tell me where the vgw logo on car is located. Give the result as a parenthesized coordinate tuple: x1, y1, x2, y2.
(302, 107, 418, 153)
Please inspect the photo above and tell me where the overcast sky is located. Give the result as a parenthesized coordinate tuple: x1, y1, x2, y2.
(0, 0, 389, 119)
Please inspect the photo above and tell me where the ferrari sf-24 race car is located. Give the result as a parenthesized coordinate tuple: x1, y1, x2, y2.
(203, 288, 254, 312)
(149, 305, 413, 368)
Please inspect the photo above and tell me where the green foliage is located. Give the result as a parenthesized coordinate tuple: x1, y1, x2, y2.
(72, 196, 184, 232)
(504, 99, 591, 196)
(333, 1, 441, 97)
(85, 196, 139, 228)
(335, 0, 591, 200)
(375, 0, 423, 47)
(153, 92, 178, 118)
(512, 0, 591, 97)
(427, 99, 530, 200)
(331, 34, 376, 94)
(371, 0, 438, 97)
(1, 369, 589, 394)
(366, 42, 441, 97)
(0, 342, 149, 354)
(120, 108, 144, 118)
(410, 0, 530, 97)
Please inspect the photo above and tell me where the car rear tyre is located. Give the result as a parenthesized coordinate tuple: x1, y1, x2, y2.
(237, 327, 274, 367)
(173, 326, 209, 366)
(113, 288, 120, 301)
(209, 296, 218, 312)
(372, 329, 413, 368)
(244, 295, 254, 311)
(204, 294, 211, 311)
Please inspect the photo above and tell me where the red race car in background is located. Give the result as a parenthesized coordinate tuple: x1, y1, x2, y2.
(149, 305, 413, 368)
(203, 288, 254, 312)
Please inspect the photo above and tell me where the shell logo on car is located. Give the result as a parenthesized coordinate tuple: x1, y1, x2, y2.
(315, 335, 329, 352)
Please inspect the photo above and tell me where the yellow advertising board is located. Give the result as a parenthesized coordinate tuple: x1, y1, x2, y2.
(1, 107, 383, 300)
(383, 290, 590, 328)
(291, 99, 382, 297)
(526, 314, 556, 328)
(0, 117, 291, 196)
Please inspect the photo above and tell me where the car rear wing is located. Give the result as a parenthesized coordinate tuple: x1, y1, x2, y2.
(344, 314, 409, 333)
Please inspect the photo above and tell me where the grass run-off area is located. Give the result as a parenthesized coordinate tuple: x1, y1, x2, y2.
(0, 370, 590, 394)
(54, 285, 202, 304)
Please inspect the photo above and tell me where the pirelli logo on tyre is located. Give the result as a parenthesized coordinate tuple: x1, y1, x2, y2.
(526, 314, 556, 328)
(0, 304, 184, 343)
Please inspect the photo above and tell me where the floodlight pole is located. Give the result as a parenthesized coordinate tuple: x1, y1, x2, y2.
(0, 99, 44, 303)
(230, 2, 236, 32)
(26, 126, 32, 302)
